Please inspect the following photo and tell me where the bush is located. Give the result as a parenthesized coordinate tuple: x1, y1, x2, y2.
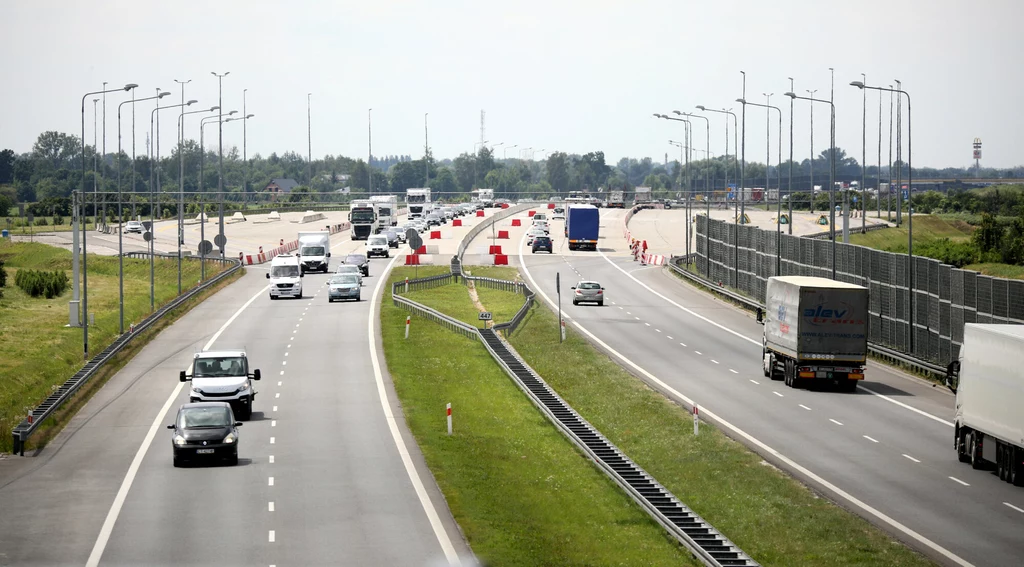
(33, 217, 48, 227)
(15, 269, 70, 298)
(53, 214, 64, 226)
(0, 260, 6, 287)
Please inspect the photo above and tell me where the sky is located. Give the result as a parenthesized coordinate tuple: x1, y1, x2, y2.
(3, 0, 1023, 172)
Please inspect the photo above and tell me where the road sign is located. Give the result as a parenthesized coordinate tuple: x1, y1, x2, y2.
(478, 311, 492, 321)
(852, 196, 858, 204)
(214, 233, 227, 247)
(198, 240, 213, 255)
(142, 221, 152, 231)
(143, 231, 153, 242)
(903, 190, 909, 200)
(408, 232, 423, 251)
(556, 272, 560, 295)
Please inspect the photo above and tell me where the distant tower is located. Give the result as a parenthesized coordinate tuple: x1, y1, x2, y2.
(665, 152, 669, 168)
(973, 138, 982, 178)
(480, 110, 486, 146)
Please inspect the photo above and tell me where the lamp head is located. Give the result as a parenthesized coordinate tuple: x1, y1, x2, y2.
(850, 81, 865, 89)
(695, 105, 706, 111)
(736, 98, 745, 104)
(228, 110, 238, 116)
(210, 106, 220, 111)
(187, 99, 198, 105)
(672, 110, 683, 115)
(246, 114, 254, 119)
(159, 91, 171, 98)
(784, 92, 797, 99)
(124, 83, 139, 91)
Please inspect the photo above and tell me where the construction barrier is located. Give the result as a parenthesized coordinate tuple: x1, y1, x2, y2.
(430, 230, 441, 239)
(415, 245, 427, 255)
(497, 230, 509, 239)
(489, 245, 503, 255)
(452, 219, 462, 227)
(641, 253, 665, 266)
(528, 210, 536, 217)
(493, 254, 509, 265)
(405, 254, 420, 265)
(476, 210, 485, 217)
(511, 218, 521, 226)
(548, 203, 555, 209)
(501, 203, 509, 209)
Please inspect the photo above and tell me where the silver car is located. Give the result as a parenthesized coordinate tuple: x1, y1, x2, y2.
(328, 273, 361, 302)
(335, 263, 363, 286)
(571, 280, 605, 306)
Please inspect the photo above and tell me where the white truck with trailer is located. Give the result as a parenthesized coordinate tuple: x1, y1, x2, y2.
(349, 199, 379, 240)
(762, 276, 869, 392)
(180, 349, 262, 420)
(406, 188, 431, 220)
(369, 195, 399, 227)
(633, 186, 652, 206)
(297, 230, 331, 273)
(948, 324, 1024, 485)
(475, 188, 495, 207)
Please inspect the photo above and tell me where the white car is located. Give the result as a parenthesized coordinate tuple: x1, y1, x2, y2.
(526, 228, 547, 246)
(366, 235, 390, 258)
(124, 220, 144, 234)
(552, 209, 565, 220)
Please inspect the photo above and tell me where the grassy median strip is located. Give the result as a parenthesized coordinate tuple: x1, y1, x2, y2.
(0, 239, 234, 453)
(382, 266, 699, 566)
(507, 295, 932, 566)
(463, 266, 526, 324)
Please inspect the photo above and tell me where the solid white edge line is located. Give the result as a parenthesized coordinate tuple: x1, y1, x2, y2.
(595, 239, 955, 428)
(517, 230, 973, 567)
(86, 284, 270, 567)
(368, 254, 461, 566)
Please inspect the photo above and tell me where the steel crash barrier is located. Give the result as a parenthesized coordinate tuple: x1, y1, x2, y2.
(11, 253, 242, 456)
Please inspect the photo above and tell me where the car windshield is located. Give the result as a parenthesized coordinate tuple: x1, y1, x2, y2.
(271, 265, 300, 277)
(351, 208, 375, 222)
(330, 274, 358, 285)
(346, 255, 366, 264)
(300, 246, 325, 256)
(579, 282, 601, 290)
(337, 265, 359, 274)
(193, 356, 246, 377)
(535, 237, 550, 244)
(127, 221, 141, 227)
(178, 406, 232, 429)
(368, 237, 387, 245)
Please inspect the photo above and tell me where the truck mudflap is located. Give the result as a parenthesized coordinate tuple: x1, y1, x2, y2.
(796, 365, 865, 380)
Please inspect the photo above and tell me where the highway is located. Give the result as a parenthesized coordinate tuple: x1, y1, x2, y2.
(0, 210, 500, 566)
(463, 206, 1024, 567)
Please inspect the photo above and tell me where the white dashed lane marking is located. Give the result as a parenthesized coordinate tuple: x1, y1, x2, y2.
(1004, 502, 1024, 514)
(273, 406, 278, 412)
(667, 336, 673, 340)
(830, 419, 844, 426)
(680, 343, 687, 347)
(903, 454, 919, 463)
(644, 322, 650, 327)
(773, 391, 784, 397)
(275, 393, 280, 398)
(799, 404, 812, 411)
(711, 359, 719, 364)
(269, 502, 275, 512)
(271, 420, 277, 427)
(729, 369, 738, 374)
(270, 437, 276, 444)
(863, 435, 879, 443)
(269, 455, 275, 464)
(694, 351, 702, 355)
(269, 530, 275, 543)
(268, 477, 274, 486)
(749, 379, 759, 385)
(949, 477, 970, 487)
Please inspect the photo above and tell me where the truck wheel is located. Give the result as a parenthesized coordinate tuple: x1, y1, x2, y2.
(998, 444, 1008, 481)
(844, 380, 858, 393)
(784, 359, 795, 387)
(1012, 448, 1024, 487)
(956, 430, 971, 463)
(970, 432, 985, 470)
(762, 351, 770, 377)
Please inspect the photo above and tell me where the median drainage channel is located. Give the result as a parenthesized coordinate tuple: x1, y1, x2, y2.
(395, 269, 760, 567)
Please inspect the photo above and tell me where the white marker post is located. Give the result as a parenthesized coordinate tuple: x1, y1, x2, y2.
(405, 277, 408, 293)
(693, 404, 699, 436)
(446, 403, 452, 436)
(405, 315, 410, 339)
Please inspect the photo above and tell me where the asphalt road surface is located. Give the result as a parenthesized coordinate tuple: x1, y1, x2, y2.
(0, 210, 504, 566)
(485, 206, 1024, 567)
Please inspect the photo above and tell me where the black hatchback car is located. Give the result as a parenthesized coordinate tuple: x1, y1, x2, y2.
(168, 402, 242, 467)
(532, 236, 553, 253)
(344, 253, 370, 277)
(384, 230, 400, 248)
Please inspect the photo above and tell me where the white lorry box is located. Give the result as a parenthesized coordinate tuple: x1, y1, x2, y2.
(951, 324, 1024, 483)
(297, 231, 331, 273)
(266, 253, 303, 299)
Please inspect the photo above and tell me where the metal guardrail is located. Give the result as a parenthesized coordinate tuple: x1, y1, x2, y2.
(665, 255, 948, 378)
(11, 254, 241, 455)
(391, 292, 479, 340)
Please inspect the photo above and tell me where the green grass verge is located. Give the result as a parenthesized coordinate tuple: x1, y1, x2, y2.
(1, 218, 100, 234)
(464, 266, 527, 325)
(848, 215, 972, 252)
(0, 239, 233, 453)
(506, 290, 931, 566)
(382, 266, 699, 566)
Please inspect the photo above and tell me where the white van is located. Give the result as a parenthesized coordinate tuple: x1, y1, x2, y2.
(532, 212, 548, 224)
(366, 235, 390, 258)
(266, 254, 303, 299)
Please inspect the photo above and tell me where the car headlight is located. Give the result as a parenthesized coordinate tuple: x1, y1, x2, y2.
(191, 387, 204, 395)
(237, 380, 251, 394)
(174, 434, 187, 446)
(223, 432, 236, 444)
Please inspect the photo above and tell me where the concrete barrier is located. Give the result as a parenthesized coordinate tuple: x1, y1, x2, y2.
(228, 211, 247, 223)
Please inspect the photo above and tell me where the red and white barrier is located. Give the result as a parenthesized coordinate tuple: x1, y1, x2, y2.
(493, 254, 509, 265)
(641, 253, 665, 266)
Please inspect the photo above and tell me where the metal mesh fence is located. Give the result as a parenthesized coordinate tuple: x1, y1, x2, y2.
(694, 217, 1022, 366)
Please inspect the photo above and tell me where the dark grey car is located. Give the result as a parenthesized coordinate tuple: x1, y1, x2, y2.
(168, 402, 242, 467)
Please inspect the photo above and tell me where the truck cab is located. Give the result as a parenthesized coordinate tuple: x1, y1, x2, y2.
(180, 350, 261, 420)
(297, 231, 331, 273)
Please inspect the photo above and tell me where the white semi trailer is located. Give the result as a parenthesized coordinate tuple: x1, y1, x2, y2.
(369, 195, 399, 227)
(949, 324, 1024, 485)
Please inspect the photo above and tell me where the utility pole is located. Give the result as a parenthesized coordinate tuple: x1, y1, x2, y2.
(211, 71, 229, 258)
(307, 93, 312, 187)
(424, 112, 429, 188)
(368, 108, 373, 194)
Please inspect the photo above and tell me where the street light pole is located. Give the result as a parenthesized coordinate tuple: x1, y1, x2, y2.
(177, 105, 217, 293)
(211, 71, 229, 258)
(174, 79, 191, 295)
(368, 108, 373, 194)
(307, 93, 312, 187)
(198, 110, 237, 279)
(850, 79, 913, 351)
(424, 112, 429, 187)
(737, 98, 783, 274)
(117, 88, 165, 334)
(243, 88, 248, 196)
(79, 83, 137, 357)
(861, 73, 867, 234)
(787, 78, 794, 235)
(102, 83, 108, 230)
(806, 89, 819, 213)
(785, 91, 836, 280)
